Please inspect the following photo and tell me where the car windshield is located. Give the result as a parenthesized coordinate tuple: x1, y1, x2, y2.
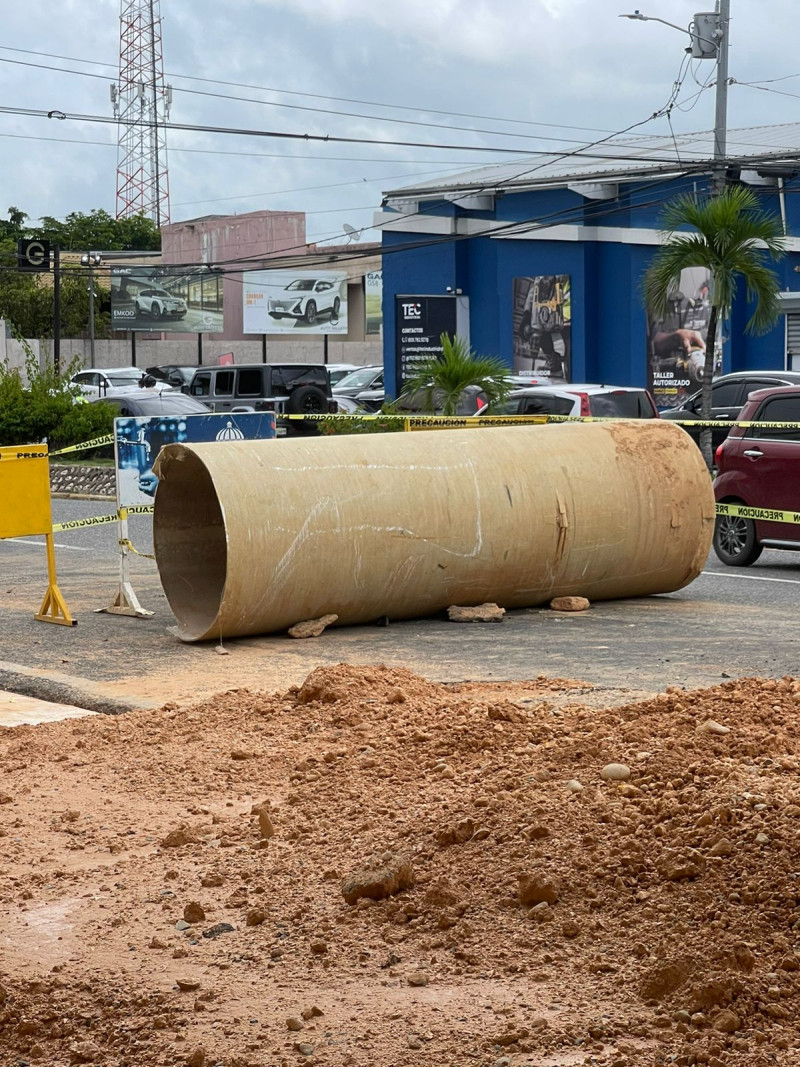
(589, 392, 653, 418)
(285, 280, 315, 292)
(335, 367, 380, 390)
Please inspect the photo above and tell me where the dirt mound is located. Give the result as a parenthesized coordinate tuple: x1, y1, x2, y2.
(1, 670, 799, 1065)
(293, 662, 442, 705)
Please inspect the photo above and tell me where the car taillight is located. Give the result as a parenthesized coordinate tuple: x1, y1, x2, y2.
(578, 393, 590, 417)
(475, 396, 486, 411)
(714, 444, 724, 467)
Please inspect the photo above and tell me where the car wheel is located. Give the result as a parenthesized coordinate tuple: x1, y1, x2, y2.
(713, 511, 763, 567)
(151, 303, 162, 320)
(304, 300, 317, 325)
(332, 297, 341, 318)
(288, 385, 327, 415)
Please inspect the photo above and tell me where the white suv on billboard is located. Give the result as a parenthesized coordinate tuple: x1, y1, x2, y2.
(268, 278, 341, 325)
(134, 287, 188, 321)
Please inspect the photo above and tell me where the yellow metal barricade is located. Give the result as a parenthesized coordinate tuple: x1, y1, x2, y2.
(0, 444, 75, 626)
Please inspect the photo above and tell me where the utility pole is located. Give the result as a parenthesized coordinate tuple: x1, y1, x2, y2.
(53, 245, 61, 375)
(81, 253, 102, 369)
(712, 0, 731, 191)
(621, 4, 732, 190)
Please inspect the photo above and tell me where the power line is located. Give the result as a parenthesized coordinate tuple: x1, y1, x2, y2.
(0, 130, 506, 167)
(0, 104, 575, 155)
(0, 44, 620, 137)
(0, 55, 620, 148)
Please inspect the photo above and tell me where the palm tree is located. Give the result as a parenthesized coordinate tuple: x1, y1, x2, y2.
(644, 186, 785, 469)
(399, 333, 513, 416)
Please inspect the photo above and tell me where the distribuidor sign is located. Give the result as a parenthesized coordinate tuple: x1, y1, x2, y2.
(395, 295, 467, 388)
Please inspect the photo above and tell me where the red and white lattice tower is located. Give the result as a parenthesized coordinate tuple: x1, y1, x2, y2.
(111, 0, 172, 225)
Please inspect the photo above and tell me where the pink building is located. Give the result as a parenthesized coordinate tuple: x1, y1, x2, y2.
(161, 211, 308, 340)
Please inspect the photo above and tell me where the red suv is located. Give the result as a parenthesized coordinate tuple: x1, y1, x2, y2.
(713, 385, 800, 566)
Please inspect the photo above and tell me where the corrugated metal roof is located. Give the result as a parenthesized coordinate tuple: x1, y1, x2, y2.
(383, 123, 800, 201)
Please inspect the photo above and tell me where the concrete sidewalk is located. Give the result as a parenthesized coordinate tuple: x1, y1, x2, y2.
(0, 688, 97, 727)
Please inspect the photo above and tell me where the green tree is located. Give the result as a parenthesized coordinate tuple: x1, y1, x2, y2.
(0, 206, 29, 241)
(35, 209, 161, 251)
(0, 241, 111, 341)
(644, 186, 785, 469)
(399, 333, 513, 415)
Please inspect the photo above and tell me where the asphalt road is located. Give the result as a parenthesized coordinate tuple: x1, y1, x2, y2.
(1, 498, 798, 710)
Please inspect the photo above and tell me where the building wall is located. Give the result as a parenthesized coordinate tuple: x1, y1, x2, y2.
(162, 211, 308, 341)
(381, 174, 800, 397)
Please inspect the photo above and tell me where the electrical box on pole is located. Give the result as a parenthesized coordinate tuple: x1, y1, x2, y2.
(690, 12, 721, 58)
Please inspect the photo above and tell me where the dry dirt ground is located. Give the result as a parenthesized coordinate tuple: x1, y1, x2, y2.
(2, 664, 800, 1067)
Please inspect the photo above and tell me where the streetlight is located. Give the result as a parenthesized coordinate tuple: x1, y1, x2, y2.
(80, 253, 102, 369)
(619, 4, 730, 188)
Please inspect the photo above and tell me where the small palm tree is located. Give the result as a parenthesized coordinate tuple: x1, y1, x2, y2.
(400, 333, 512, 416)
(644, 186, 785, 469)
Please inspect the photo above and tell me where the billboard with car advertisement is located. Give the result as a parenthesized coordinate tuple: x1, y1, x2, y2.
(646, 266, 722, 410)
(512, 275, 571, 383)
(242, 268, 348, 335)
(365, 270, 382, 336)
(110, 265, 224, 334)
(114, 412, 276, 508)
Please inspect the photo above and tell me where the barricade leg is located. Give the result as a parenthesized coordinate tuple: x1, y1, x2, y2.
(34, 533, 76, 627)
(101, 512, 154, 618)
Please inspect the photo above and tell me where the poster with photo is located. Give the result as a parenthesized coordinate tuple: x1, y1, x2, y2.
(110, 266, 224, 333)
(646, 266, 722, 410)
(365, 270, 383, 336)
(512, 275, 571, 383)
(242, 269, 348, 335)
(114, 412, 276, 508)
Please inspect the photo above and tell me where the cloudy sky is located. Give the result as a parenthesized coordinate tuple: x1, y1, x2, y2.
(0, 0, 798, 246)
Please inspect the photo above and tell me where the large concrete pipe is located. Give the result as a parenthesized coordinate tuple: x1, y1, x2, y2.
(153, 421, 714, 642)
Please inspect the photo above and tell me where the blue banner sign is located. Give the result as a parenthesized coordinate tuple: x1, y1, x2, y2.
(115, 412, 277, 507)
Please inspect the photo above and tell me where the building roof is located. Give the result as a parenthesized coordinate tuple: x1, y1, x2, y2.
(382, 123, 800, 202)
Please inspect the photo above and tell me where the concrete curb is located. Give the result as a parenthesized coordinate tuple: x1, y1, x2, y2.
(52, 492, 115, 502)
(0, 663, 154, 717)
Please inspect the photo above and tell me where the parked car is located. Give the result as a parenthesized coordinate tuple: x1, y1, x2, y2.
(267, 277, 342, 325)
(483, 384, 659, 419)
(146, 364, 197, 391)
(661, 370, 800, 451)
(70, 367, 173, 398)
(133, 287, 188, 320)
(395, 385, 490, 416)
(332, 365, 384, 399)
(325, 363, 358, 387)
(89, 391, 211, 417)
(713, 385, 800, 566)
(188, 363, 336, 436)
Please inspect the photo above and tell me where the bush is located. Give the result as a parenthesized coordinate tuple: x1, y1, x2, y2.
(0, 352, 115, 451)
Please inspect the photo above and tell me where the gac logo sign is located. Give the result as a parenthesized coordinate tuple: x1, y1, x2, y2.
(401, 302, 422, 319)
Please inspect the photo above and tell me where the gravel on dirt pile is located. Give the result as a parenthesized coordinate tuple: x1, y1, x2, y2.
(1, 664, 799, 1066)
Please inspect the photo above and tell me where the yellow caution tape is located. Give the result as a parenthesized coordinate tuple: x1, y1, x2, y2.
(50, 433, 115, 456)
(52, 505, 153, 533)
(119, 538, 156, 560)
(52, 512, 119, 532)
(0, 448, 48, 460)
(288, 413, 800, 429)
(716, 502, 800, 525)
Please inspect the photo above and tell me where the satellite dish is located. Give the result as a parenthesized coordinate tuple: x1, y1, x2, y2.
(342, 222, 362, 243)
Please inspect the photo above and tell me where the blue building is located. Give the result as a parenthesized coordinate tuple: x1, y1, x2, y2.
(378, 125, 800, 410)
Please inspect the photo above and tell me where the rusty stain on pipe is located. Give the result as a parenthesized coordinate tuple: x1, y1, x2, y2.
(152, 421, 714, 642)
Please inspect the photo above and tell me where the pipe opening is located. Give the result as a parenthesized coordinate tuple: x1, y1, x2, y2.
(153, 447, 227, 640)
